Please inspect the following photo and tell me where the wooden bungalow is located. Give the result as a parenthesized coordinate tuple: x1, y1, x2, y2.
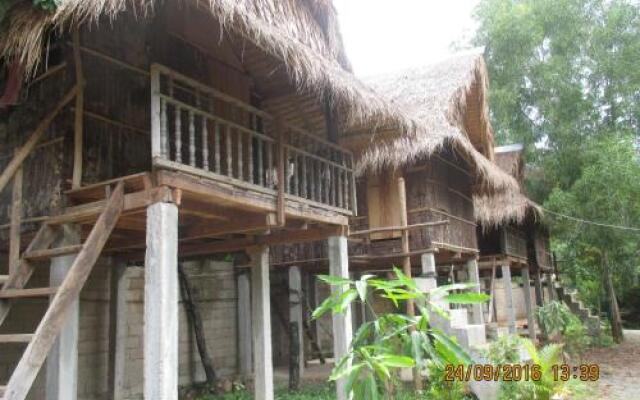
(0, 1, 420, 399)
(269, 51, 522, 367)
(474, 144, 553, 340)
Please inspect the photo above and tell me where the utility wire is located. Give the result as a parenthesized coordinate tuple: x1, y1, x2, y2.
(541, 207, 640, 232)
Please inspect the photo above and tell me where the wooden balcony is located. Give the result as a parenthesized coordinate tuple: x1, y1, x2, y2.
(150, 64, 356, 223)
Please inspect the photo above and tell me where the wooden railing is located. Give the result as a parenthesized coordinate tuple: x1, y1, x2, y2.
(150, 64, 356, 214)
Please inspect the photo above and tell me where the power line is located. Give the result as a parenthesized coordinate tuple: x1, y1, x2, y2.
(541, 207, 640, 232)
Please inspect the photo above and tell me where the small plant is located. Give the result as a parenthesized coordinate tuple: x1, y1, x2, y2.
(424, 362, 468, 400)
(313, 268, 489, 399)
(536, 301, 575, 338)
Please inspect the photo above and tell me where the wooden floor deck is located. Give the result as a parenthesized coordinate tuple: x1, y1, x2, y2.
(3, 170, 350, 262)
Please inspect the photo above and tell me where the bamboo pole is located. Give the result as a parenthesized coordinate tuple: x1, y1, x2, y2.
(397, 175, 422, 391)
(72, 29, 85, 188)
(8, 164, 23, 276)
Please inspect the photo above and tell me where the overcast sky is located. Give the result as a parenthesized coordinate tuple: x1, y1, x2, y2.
(333, 1, 480, 77)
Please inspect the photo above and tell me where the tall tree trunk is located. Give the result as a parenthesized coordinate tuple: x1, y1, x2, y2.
(603, 253, 624, 343)
(178, 263, 218, 387)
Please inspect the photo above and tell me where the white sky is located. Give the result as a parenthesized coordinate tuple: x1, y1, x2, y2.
(333, 0, 480, 77)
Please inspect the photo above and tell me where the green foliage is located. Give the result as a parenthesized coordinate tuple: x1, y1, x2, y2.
(536, 301, 575, 337)
(192, 384, 335, 400)
(484, 335, 587, 400)
(472, 0, 640, 322)
(424, 362, 468, 400)
(314, 268, 489, 398)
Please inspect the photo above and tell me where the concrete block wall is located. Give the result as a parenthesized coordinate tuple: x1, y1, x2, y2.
(0, 257, 238, 400)
(118, 259, 238, 399)
(494, 279, 535, 323)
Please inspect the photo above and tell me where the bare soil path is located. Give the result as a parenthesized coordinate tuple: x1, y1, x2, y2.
(585, 330, 640, 399)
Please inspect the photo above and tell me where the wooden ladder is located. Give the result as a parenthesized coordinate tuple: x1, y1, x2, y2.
(0, 182, 124, 400)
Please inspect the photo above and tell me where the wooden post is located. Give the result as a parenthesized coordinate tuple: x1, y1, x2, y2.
(144, 201, 179, 400)
(533, 269, 544, 306)
(521, 267, 536, 341)
(397, 176, 421, 391)
(8, 164, 22, 276)
(249, 246, 274, 400)
(237, 270, 253, 377)
(328, 236, 353, 400)
(546, 273, 556, 301)
(45, 225, 80, 400)
(72, 29, 84, 188)
(288, 266, 305, 379)
(501, 265, 517, 334)
(488, 262, 497, 323)
(465, 259, 484, 325)
(276, 121, 286, 226)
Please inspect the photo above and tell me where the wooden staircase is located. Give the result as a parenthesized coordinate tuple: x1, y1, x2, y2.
(0, 182, 124, 400)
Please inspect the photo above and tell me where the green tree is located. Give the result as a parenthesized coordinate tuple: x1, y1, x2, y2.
(472, 0, 640, 329)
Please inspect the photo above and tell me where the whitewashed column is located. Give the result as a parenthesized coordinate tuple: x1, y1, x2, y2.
(328, 236, 352, 400)
(250, 246, 273, 400)
(237, 270, 253, 377)
(288, 266, 305, 377)
(46, 225, 80, 400)
(144, 202, 179, 400)
(501, 265, 517, 334)
(466, 259, 484, 325)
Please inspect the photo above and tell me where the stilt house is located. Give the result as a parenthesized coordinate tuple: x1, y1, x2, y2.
(0, 1, 412, 399)
(474, 144, 551, 339)
(270, 51, 522, 365)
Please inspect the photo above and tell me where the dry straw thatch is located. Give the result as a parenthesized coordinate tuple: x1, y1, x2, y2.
(355, 50, 518, 193)
(0, 0, 400, 131)
(474, 144, 543, 226)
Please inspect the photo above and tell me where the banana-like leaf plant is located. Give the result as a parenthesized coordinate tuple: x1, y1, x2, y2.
(313, 267, 489, 398)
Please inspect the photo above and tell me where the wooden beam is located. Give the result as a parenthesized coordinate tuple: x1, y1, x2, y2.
(0, 334, 33, 343)
(350, 220, 449, 237)
(72, 29, 85, 188)
(181, 213, 276, 241)
(9, 164, 22, 276)
(0, 287, 58, 299)
(0, 86, 78, 194)
(178, 226, 343, 258)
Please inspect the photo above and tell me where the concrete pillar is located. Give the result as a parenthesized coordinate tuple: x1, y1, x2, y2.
(521, 267, 537, 341)
(466, 259, 484, 325)
(108, 263, 129, 400)
(46, 225, 80, 400)
(420, 252, 436, 277)
(288, 266, 305, 377)
(546, 273, 557, 301)
(237, 270, 252, 377)
(144, 202, 179, 400)
(328, 236, 353, 400)
(250, 246, 274, 400)
(501, 265, 517, 334)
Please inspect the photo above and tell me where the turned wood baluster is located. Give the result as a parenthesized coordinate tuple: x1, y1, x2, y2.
(159, 97, 168, 158)
(226, 125, 232, 177)
(175, 106, 182, 163)
(301, 155, 307, 199)
(238, 130, 244, 181)
(248, 115, 254, 184)
(202, 117, 209, 171)
(337, 168, 344, 209)
(266, 141, 273, 188)
(188, 110, 196, 167)
(214, 121, 221, 174)
(257, 139, 264, 186)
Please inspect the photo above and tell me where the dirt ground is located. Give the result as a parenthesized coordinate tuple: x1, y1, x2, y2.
(584, 330, 640, 399)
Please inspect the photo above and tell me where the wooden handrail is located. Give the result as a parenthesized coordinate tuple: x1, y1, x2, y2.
(0, 85, 78, 194)
(350, 220, 449, 237)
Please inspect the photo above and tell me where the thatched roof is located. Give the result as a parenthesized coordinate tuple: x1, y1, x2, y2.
(348, 50, 518, 193)
(495, 144, 525, 183)
(474, 143, 543, 226)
